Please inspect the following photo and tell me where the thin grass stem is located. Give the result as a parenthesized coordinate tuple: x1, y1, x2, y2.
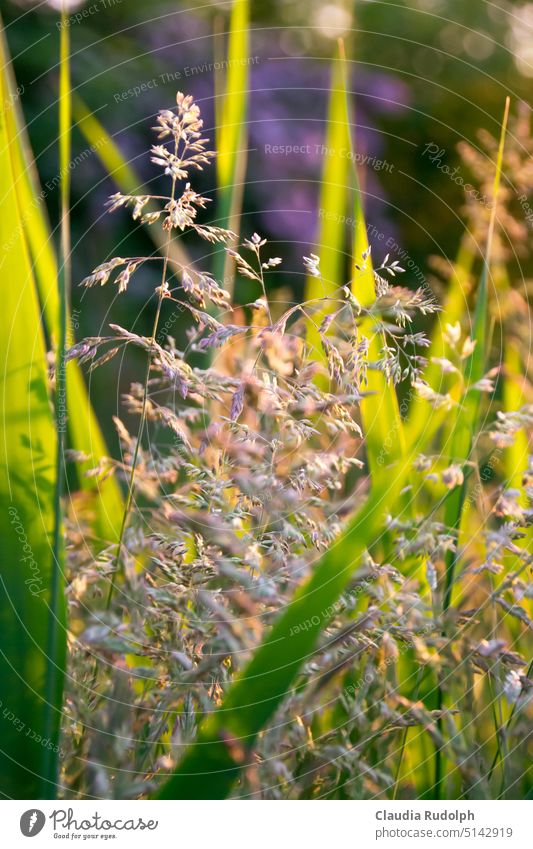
(42, 2, 70, 798)
(105, 160, 178, 609)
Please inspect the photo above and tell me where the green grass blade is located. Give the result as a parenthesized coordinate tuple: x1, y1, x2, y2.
(344, 42, 406, 478)
(441, 267, 489, 606)
(404, 238, 476, 449)
(0, 52, 64, 798)
(442, 97, 509, 613)
(502, 312, 529, 491)
(304, 41, 352, 385)
(213, 0, 249, 293)
(216, 0, 249, 192)
(305, 41, 405, 480)
(305, 45, 351, 310)
(0, 16, 123, 543)
(42, 5, 70, 796)
(433, 96, 510, 800)
(157, 450, 415, 799)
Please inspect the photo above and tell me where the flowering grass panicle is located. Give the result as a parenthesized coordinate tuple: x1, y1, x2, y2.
(63, 92, 533, 801)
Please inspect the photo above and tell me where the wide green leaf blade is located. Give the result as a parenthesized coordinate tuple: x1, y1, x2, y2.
(0, 59, 64, 798)
(0, 17, 123, 544)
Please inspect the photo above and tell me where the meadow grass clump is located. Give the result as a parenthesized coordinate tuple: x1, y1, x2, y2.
(60, 91, 533, 801)
(1, 0, 531, 803)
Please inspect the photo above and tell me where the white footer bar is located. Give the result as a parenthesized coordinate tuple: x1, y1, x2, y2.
(3, 800, 530, 848)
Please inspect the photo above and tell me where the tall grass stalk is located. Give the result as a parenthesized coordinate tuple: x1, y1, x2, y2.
(43, 4, 71, 796)
(106, 166, 179, 608)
